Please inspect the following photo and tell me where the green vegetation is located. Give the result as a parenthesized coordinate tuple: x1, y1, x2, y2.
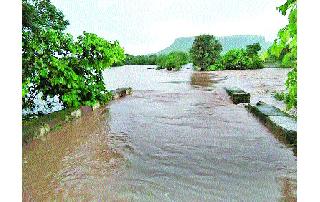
(114, 51, 190, 71)
(157, 35, 272, 55)
(156, 52, 189, 70)
(125, 54, 158, 65)
(274, 92, 286, 101)
(191, 39, 263, 71)
(246, 43, 262, 56)
(190, 35, 222, 71)
(22, 0, 125, 110)
(267, 0, 297, 109)
(217, 43, 263, 70)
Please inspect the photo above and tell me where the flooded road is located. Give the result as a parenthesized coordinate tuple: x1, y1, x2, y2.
(23, 65, 296, 201)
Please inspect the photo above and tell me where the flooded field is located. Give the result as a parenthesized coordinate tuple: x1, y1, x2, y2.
(23, 65, 296, 201)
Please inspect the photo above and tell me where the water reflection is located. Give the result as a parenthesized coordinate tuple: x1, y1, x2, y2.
(190, 72, 213, 87)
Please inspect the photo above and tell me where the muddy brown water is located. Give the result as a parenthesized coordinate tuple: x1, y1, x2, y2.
(23, 64, 296, 201)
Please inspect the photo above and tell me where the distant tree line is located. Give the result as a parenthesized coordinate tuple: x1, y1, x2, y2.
(156, 52, 190, 70)
(113, 52, 190, 70)
(115, 35, 264, 72)
(113, 54, 158, 66)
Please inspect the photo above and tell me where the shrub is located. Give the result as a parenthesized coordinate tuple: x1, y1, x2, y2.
(285, 67, 297, 109)
(274, 92, 286, 101)
(124, 54, 158, 65)
(156, 51, 189, 70)
(207, 60, 224, 71)
(218, 44, 263, 70)
(274, 68, 297, 110)
(221, 49, 247, 70)
(190, 35, 222, 71)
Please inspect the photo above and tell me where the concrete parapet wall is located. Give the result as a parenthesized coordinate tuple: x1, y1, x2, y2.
(246, 101, 297, 151)
(225, 87, 250, 104)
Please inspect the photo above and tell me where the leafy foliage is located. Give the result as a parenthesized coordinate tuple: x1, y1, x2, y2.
(22, 0, 125, 110)
(267, 0, 297, 109)
(220, 49, 247, 70)
(156, 52, 189, 70)
(219, 44, 263, 70)
(113, 52, 190, 71)
(285, 68, 297, 109)
(22, 0, 69, 32)
(246, 43, 262, 56)
(124, 54, 159, 65)
(274, 92, 286, 101)
(207, 63, 224, 71)
(190, 35, 222, 71)
(205, 43, 263, 71)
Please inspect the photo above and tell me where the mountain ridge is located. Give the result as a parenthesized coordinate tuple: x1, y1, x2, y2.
(156, 35, 272, 55)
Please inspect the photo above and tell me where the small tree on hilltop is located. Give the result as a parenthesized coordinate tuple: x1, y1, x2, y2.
(190, 35, 222, 71)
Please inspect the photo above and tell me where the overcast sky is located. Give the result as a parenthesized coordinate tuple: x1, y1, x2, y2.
(52, 0, 288, 55)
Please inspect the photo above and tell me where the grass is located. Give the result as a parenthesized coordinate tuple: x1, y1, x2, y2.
(274, 92, 286, 101)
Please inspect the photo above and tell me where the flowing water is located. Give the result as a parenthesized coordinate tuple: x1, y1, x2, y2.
(23, 65, 296, 201)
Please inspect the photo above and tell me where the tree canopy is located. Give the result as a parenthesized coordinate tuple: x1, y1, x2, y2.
(22, 0, 69, 32)
(22, 0, 125, 111)
(190, 35, 222, 71)
(267, 0, 297, 109)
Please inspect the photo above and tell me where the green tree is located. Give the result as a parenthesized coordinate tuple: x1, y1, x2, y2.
(22, 0, 125, 110)
(246, 43, 261, 56)
(208, 43, 263, 71)
(221, 49, 248, 70)
(22, 0, 72, 108)
(190, 35, 222, 71)
(66, 32, 125, 107)
(22, 0, 69, 32)
(156, 51, 189, 70)
(268, 0, 297, 109)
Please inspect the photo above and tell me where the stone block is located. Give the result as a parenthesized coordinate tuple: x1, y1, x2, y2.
(266, 116, 297, 145)
(246, 101, 297, 148)
(225, 87, 250, 104)
(246, 101, 287, 123)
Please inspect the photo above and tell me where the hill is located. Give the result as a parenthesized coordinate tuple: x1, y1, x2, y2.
(156, 35, 272, 55)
